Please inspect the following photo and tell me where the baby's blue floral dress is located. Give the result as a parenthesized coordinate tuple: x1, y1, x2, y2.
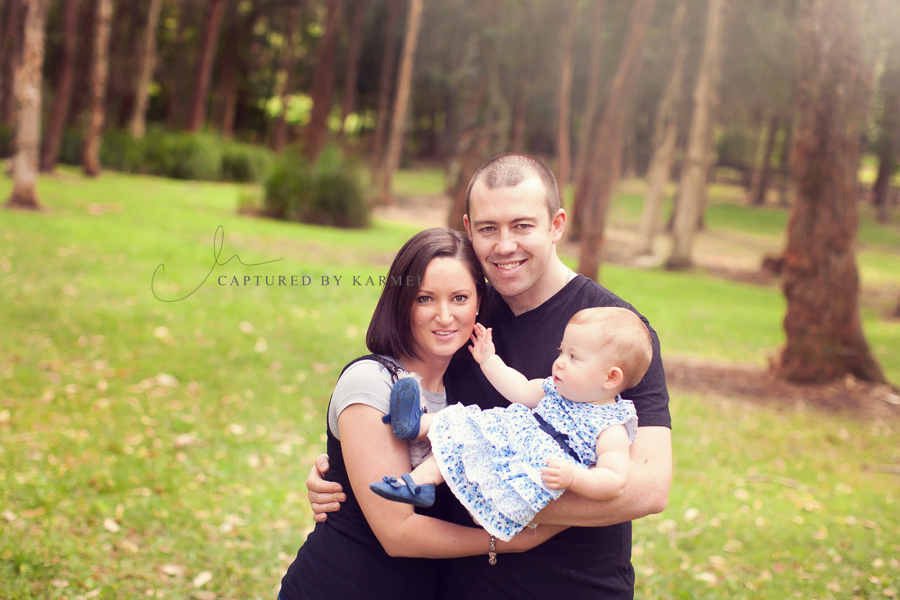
(428, 377, 638, 541)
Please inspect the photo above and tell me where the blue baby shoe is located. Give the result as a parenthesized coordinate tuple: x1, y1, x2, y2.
(370, 473, 435, 508)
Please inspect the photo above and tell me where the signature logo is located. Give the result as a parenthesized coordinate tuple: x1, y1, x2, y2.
(151, 226, 282, 302)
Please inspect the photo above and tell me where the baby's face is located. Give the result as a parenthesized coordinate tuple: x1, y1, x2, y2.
(551, 324, 618, 404)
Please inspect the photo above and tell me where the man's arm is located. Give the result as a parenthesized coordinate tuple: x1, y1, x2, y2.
(531, 426, 671, 526)
(306, 454, 345, 523)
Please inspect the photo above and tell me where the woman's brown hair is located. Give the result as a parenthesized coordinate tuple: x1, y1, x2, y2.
(366, 228, 486, 360)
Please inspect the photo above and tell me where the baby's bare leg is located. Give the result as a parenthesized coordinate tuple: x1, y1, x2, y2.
(413, 413, 434, 440)
(409, 455, 444, 486)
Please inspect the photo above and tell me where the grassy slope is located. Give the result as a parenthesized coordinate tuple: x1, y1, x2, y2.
(0, 168, 897, 599)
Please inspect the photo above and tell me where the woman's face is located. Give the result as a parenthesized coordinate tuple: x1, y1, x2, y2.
(408, 257, 479, 365)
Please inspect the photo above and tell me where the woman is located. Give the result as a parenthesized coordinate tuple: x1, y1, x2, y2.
(279, 228, 561, 600)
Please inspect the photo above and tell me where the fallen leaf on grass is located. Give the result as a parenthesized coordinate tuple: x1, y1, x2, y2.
(193, 571, 213, 587)
(51, 579, 69, 588)
(312, 362, 330, 373)
(174, 433, 201, 448)
(157, 564, 189, 577)
(20, 508, 45, 518)
(195, 592, 216, 600)
(1, 510, 16, 522)
(226, 424, 246, 435)
(103, 518, 120, 533)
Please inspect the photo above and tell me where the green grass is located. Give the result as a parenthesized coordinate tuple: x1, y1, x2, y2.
(1, 167, 898, 599)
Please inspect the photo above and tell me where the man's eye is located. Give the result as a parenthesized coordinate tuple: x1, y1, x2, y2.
(480, 226, 495, 233)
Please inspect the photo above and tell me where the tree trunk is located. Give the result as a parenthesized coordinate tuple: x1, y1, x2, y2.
(213, 0, 245, 139)
(5, 0, 50, 210)
(305, 0, 344, 159)
(0, 0, 23, 126)
(444, 3, 506, 230)
(374, 0, 423, 205)
(555, 0, 578, 198)
(40, 0, 82, 172)
(81, 0, 113, 177)
(778, 0, 885, 384)
(569, 0, 608, 241)
(340, 0, 368, 137)
(128, 0, 163, 138)
(665, 0, 728, 270)
(371, 0, 401, 170)
(636, 0, 687, 256)
(871, 43, 900, 224)
(509, 77, 528, 153)
(185, 0, 226, 132)
(749, 114, 779, 206)
(754, 115, 780, 206)
(778, 118, 793, 207)
(576, 0, 657, 281)
(164, 0, 192, 129)
(67, 0, 95, 129)
(272, 5, 301, 153)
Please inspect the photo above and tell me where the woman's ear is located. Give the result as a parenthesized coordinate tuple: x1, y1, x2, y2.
(603, 367, 624, 390)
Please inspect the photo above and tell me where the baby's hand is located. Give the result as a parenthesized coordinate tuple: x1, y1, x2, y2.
(541, 457, 576, 490)
(468, 323, 496, 365)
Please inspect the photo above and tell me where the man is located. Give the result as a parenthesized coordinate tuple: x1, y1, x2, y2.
(307, 153, 671, 599)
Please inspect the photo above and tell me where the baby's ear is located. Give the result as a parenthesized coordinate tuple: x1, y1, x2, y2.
(603, 367, 624, 390)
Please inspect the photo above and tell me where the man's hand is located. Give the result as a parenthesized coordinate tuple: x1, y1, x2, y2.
(541, 457, 576, 490)
(306, 454, 346, 523)
(468, 324, 496, 365)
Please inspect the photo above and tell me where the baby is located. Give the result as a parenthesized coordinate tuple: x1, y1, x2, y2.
(370, 307, 653, 542)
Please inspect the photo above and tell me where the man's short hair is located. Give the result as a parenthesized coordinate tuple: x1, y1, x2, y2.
(568, 307, 653, 390)
(465, 153, 561, 220)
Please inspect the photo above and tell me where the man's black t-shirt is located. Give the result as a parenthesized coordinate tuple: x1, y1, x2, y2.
(439, 274, 671, 600)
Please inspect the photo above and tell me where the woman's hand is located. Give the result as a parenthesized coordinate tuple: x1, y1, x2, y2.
(498, 524, 568, 553)
(306, 454, 346, 523)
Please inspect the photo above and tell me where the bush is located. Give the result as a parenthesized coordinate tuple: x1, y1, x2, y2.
(165, 132, 222, 180)
(59, 129, 82, 166)
(221, 142, 275, 183)
(99, 130, 145, 173)
(0, 124, 13, 158)
(264, 146, 368, 228)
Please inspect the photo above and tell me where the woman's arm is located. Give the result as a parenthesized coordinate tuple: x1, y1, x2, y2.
(531, 426, 671, 527)
(338, 403, 564, 558)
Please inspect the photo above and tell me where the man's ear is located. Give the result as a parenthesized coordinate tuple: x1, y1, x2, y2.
(463, 214, 473, 240)
(551, 209, 566, 243)
(603, 367, 624, 390)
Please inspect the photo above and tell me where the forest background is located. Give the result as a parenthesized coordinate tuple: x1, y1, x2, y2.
(1, 0, 899, 598)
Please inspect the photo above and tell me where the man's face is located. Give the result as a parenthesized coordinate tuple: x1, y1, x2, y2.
(463, 176, 565, 308)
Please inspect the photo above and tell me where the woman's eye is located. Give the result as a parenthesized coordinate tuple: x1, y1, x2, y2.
(454, 295, 468, 302)
(416, 296, 431, 303)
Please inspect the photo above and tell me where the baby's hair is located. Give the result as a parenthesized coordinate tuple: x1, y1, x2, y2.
(568, 307, 653, 390)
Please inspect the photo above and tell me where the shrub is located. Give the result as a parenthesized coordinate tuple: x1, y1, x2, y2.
(306, 146, 368, 228)
(99, 129, 145, 173)
(165, 132, 222, 180)
(263, 146, 368, 228)
(263, 150, 311, 219)
(0, 124, 13, 158)
(221, 142, 275, 183)
(59, 129, 82, 166)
